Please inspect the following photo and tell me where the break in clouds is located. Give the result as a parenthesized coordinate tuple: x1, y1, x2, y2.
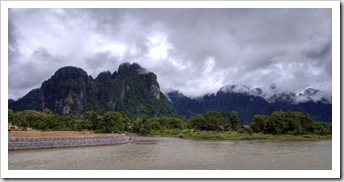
(8, 8, 332, 101)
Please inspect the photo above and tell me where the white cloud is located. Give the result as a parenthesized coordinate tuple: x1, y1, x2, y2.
(146, 34, 172, 61)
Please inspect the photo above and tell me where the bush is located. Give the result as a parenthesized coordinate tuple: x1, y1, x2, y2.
(237, 129, 245, 134)
(97, 111, 128, 133)
(246, 127, 254, 136)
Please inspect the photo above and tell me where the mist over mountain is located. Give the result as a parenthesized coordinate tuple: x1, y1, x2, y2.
(166, 84, 332, 122)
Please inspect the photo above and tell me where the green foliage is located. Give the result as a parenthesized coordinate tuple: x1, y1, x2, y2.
(187, 111, 228, 131)
(8, 108, 330, 138)
(313, 122, 332, 135)
(229, 111, 239, 130)
(15, 110, 47, 129)
(251, 115, 268, 133)
(220, 110, 231, 127)
(285, 118, 302, 135)
(82, 111, 99, 130)
(300, 113, 315, 133)
(31, 114, 70, 131)
(246, 127, 254, 136)
(97, 111, 129, 133)
(204, 111, 226, 131)
(131, 116, 186, 134)
(146, 118, 162, 132)
(9, 89, 42, 111)
(157, 116, 186, 130)
(8, 109, 16, 124)
(237, 128, 245, 134)
(252, 111, 320, 135)
(266, 112, 287, 134)
(189, 114, 206, 130)
(43, 108, 54, 115)
(132, 117, 146, 133)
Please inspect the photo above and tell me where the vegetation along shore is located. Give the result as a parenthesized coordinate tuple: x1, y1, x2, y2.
(9, 108, 331, 141)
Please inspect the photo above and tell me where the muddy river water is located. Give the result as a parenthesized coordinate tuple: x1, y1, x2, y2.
(9, 136, 331, 170)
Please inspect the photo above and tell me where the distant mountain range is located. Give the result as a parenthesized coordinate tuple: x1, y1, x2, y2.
(9, 63, 332, 122)
(166, 85, 332, 122)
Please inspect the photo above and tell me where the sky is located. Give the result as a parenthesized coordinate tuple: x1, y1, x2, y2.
(8, 8, 332, 100)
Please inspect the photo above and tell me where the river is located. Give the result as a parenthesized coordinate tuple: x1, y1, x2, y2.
(8, 137, 331, 170)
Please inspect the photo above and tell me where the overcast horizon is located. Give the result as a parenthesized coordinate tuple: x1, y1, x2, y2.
(8, 8, 332, 100)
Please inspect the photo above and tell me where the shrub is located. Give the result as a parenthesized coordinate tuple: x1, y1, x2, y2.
(246, 127, 254, 136)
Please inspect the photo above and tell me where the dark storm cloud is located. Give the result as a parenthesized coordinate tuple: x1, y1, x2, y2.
(9, 47, 65, 99)
(32, 47, 62, 63)
(85, 51, 120, 76)
(8, 8, 332, 100)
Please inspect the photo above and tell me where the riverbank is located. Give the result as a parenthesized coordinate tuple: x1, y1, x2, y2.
(128, 129, 332, 141)
(8, 131, 130, 150)
(8, 130, 111, 138)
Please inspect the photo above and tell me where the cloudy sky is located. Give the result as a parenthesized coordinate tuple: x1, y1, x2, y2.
(8, 8, 332, 100)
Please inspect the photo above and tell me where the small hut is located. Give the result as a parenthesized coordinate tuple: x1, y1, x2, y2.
(217, 125, 225, 131)
(8, 124, 19, 131)
(241, 125, 251, 130)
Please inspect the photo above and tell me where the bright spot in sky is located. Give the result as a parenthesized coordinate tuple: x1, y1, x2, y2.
(204, 57, 215, 73)
(88, 35, 128, 58)
(147, 34, 172, 61)
(106, 43, 127, 58)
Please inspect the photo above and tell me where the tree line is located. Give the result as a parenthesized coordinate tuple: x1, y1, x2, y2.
(251, 111, 331, 135)
(8, 108, 331, 136)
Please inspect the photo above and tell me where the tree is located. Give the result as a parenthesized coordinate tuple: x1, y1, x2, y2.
(97, 111, 129, 133)
(189, 114, 205, 130)
(252, 115, 268, 133)
(229, 111, 239, 130)
(8, 109, 16, 124)
(246, 127, 254, 136)
(132, 117, 146, 133)
(252, 111, 318, 135)
(146, 118, 161, 132)
(266, 111, 287, 134)
(15, 110, 46, 129)
(314, 122, 331, 135)
(42, 108, 54, 115)
(44, 114, 64, 131)
(286, 119, 302, 134)
(299, 113, 315, 133)
(158, 116, 185, 130)
(220, 110, 231, 127)
(204, 111, 225, 131)
(82, 111, 99, 130)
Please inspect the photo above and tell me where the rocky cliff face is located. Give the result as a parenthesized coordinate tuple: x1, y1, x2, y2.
(39, 66, 89, 114)
(9, 63, 176, 119)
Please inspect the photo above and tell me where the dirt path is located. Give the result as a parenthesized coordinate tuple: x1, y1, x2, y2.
(8, 130, 113, 138)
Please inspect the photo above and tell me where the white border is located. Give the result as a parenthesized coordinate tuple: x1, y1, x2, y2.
(1, 0, 340, 179)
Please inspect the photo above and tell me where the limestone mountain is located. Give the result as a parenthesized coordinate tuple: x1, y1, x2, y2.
(9, 62, 176, 119)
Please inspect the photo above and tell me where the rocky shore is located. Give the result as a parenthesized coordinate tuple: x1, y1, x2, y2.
(8, 134, 130, 150)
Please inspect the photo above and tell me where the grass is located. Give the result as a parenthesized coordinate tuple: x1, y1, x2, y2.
(11, 129, 331, 141)
(135, 129, 332, 141)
